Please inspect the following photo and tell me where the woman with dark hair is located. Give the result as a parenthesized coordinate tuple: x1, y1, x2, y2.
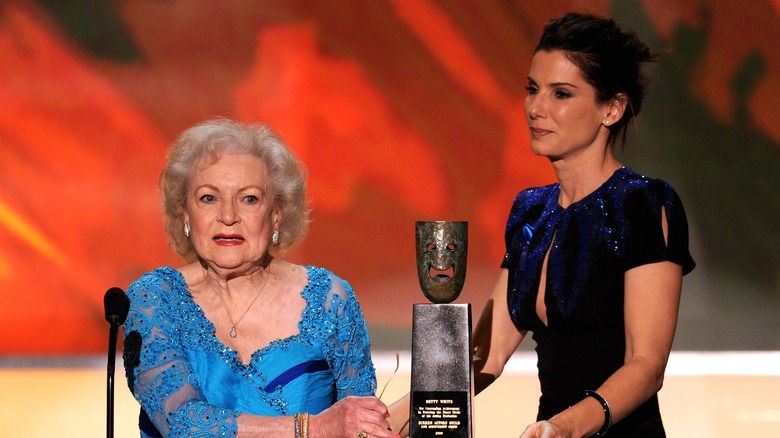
(390, 12, 694, 438)
(123, 118, 398, 438)
(472, 12, 696, 437)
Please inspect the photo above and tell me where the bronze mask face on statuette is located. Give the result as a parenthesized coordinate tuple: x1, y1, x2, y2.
(415, 221, 468, 304)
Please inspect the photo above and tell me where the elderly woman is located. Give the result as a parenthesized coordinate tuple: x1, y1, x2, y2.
(123, 118, 397, 438)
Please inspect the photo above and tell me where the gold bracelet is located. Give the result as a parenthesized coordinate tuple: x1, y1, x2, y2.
(301, 412, 309, 438)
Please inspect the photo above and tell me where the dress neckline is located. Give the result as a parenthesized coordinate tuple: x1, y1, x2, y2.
(163, 265, 318, 368)
(552, 166, 630, 211)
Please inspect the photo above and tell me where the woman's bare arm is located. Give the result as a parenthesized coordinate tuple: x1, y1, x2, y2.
(473, 269, 527, 394)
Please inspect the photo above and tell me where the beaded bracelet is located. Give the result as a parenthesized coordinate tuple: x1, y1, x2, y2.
(571, 390, 611, 436)
(294, 412, 310, 438)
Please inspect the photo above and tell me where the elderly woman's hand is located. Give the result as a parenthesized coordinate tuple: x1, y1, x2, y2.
(310, 396, 400, 438)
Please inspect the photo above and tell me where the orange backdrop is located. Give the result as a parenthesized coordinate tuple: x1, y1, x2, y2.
(1, 0, 779, 354)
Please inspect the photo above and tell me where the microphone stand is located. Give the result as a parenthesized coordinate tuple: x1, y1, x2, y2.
(107, 315, 121, 438)
(104, 286, 129, 438)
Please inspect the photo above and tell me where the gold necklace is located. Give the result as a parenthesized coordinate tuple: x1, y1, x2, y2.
(209, 274, 269, 338)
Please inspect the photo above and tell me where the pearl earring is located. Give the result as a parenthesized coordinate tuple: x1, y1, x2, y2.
(272, 230, 279, 245)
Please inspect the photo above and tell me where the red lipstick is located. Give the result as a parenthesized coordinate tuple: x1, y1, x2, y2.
(213, 234, 245, 246)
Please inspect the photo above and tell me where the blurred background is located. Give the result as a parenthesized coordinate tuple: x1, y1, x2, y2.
(0, 0, 779, 435)
(2, 0, 778, 355)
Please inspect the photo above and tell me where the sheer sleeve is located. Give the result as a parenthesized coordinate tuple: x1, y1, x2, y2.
(123, 269, 240, 438)
(320, 273, 378, 399)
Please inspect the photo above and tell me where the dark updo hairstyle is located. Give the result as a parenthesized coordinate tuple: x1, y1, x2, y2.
(536, 12, 656, 147)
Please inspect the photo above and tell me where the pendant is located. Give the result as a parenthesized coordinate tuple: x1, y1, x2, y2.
(230, 327, 237, 338)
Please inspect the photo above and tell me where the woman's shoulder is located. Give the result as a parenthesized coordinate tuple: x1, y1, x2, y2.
(303, 265, 354, 296)
(514, 181, 558, 204)
(127, 266, 188, 302)
(609, 167, 684, 207)
(506, 182, 558, 224)
(131, 266, 185, 286)
(299, 266, 363, 330)
(613, 167, 674, 191)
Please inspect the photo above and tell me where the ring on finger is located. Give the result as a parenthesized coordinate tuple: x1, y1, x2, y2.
(358, 432, 368, 438)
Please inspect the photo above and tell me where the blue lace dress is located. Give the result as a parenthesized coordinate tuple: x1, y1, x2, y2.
(122, 265, 377, 438)
(502, 167, 695, 437)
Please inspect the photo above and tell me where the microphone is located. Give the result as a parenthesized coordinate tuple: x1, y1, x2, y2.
(104, 287, 130, 438)
(104, 286, 130, 325)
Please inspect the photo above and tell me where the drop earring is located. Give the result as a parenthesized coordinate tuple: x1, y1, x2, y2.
(184, 223, 190, 237)
(272, 230, 279, 245)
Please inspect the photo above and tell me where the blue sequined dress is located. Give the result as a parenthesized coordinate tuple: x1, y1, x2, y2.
(502, 167, 695, 437)
(122, 265, 377, 438)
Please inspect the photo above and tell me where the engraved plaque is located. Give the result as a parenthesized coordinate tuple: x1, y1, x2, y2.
(411, 391, 469, 438)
